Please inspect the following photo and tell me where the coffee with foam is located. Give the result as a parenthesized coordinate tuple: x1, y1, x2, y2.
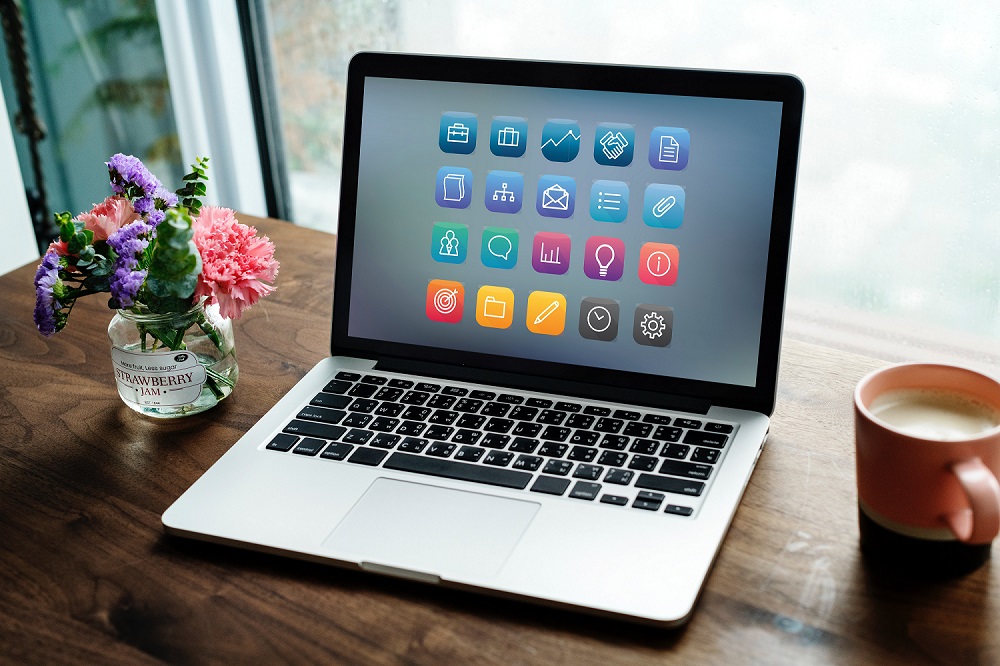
(869, 388, 1000, 440)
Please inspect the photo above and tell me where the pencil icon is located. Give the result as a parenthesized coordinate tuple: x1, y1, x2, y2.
(533, 300, 561, 325)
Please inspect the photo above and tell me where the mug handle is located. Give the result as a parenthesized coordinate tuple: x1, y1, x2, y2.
(943, 458, 1000, 544)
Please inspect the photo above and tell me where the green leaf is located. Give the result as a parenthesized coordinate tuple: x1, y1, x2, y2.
(57, 212, 74, 243)
(144, 208, 202, 312)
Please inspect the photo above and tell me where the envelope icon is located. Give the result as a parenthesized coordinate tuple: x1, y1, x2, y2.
(542, 184, 570, 210)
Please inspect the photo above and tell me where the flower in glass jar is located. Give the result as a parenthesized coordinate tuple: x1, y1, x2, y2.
(192, 206, 279, 320)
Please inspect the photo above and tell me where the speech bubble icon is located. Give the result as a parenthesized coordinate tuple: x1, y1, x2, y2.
(488, 234, 513, 260)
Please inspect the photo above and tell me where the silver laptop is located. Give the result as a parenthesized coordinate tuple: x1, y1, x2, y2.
(163, 53, 803, 627)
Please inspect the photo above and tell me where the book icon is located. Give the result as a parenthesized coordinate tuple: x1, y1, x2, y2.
(435, 167, 473, 209)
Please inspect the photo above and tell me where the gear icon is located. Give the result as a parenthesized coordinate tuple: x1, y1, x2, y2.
(640, 312, 666, 339)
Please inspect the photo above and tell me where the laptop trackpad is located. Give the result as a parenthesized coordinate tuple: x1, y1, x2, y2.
(323, 478, 540, 579)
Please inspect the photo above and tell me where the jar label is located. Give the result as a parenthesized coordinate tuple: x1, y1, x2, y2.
(111, 347, 208, 407)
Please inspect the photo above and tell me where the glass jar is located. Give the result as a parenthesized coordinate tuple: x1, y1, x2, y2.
(107, 301, 238, 418)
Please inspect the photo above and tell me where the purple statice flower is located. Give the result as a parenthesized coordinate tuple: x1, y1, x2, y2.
(106, 153, 163, 198)
(33, 251, 61, 336)
(107, 219, 152, 308)
(133, 195, 155, 216)
(156, 187, 178, 208)
(147, 209, 166, 227)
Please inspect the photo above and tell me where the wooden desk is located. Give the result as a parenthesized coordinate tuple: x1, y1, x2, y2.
(1, 216, 996, 664)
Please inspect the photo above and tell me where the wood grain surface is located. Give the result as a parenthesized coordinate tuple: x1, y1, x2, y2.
(1, 216, 996, 665)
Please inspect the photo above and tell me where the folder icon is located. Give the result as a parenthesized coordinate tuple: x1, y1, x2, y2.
(483, 296, 506, 319)
(476, 287, 514, 329)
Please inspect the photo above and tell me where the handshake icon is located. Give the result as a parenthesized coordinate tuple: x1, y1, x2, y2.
(599, 130, 630, 161)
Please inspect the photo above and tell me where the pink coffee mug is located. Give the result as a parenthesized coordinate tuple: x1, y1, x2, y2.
(855, 363, 1000, 545)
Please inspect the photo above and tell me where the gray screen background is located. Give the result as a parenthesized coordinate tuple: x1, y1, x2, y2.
(348, 77, 782, 387)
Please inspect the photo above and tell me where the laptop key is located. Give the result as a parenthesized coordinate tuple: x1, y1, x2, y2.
(653, 425, 682, 442)
(525, 398, 553, 409)
(454, 398, 484, 413)
(661, 443, 691, 459)
(613, 409, 641, 421)
(429, 409, 459, 425)
(705, 422, 734, 434)
(567, 446, 597, 462)
(483, 451, 514, 467)
(530, 475, 570, 495)
(266, 433, 298, 452)
(569, 481, 601, 500)
(512, 454, 542, 471)
(349, 398, 378, 413)
(692, 447, 721, 464)
(335, 371, 361, 381)
(675, 418, 703, 430)
(297, 406, 346, 424)
(509, 437, 539, 453)
(584, 405, 611, 416)
(469, 390, 496, 401)
(594, 418, 624, 433)
(375, 402, 405, 417)
(599, 434, 629, 450)
(401, 406, 431, 421)
(565, 414, 595, 429)
(343, 429, 374, 445)
(415, 382, 441, 393)
(347, 383, 378, 398)
(361, 375, 387, 385)
(388, 378, 414, 389)
(398, 437, 428, 453)
(540, 426, 571, 442)
(427, 442, 456, 458)
(629, 438, 658, 455)
(628, 455, 658, 472)
(424, 425, 454, 441)
(384, 452, 532, 490)
(659, 460, 713, 480)
(369, 417, 399, 432)
(633, 490, 665, 511)
(598, 451, 628, 467)
(484, 417, 514, 433)
(373, 387, 403, 402)
(570, 430, 600, 446)
(480, 433, 511, 449)
(623, 421, 653, 438)
(370, 433, 401, 449)
(665, 504, 694, 517)
(396, 421, 427, 436)
(441, 386, 468, 396)
(400, 391, 430, 405)
(283, 420, 346, 441)
(512, 422, 542, 437)
(600, 494, 628, 506)
(604, 468, 634, 485)
(427, 394, 457, 409)
(347, 447, 387, 466)
(683, 431, 729, 448)
(537, 410, 567, 425)
(543, 459, 573, 476)
(509, 406, 539, 421)
(455, 414, 486, 429)
(452, 429, 483, 445)
(481, 402, 512, 417)
(311, 392, 350, 409)
(642, 413, 671, 425)
(537, 442, 568, 458)
(555, 401, 582, 413)
(573, 464, 603, 481)
(321, 441, 354, 460)
(498, 393, 524, 404)
(342, 413, 372, 428)
(635, 473, 705, 497)
(454, 445, 485, 462)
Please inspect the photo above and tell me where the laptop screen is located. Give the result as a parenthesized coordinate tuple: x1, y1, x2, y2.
(336, 55, 802, 411)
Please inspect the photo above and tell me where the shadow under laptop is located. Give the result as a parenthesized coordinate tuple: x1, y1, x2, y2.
(156, 534, 687, 647)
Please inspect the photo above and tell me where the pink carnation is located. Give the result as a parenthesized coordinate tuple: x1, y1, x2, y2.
(78, 195, 139, 241)
(192, 206, 279, 320)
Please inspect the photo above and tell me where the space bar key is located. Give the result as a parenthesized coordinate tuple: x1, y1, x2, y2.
(383, 452, 532, 490)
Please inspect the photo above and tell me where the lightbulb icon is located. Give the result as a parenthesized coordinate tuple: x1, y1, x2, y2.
(594, 243, 616, 277)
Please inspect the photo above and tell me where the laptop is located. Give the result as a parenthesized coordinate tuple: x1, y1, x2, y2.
(163, 52, 804, 627)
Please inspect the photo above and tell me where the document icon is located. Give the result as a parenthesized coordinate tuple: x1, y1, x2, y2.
(649, 127, 690, 170)
(435, 167, 473, 208)
(476, 286, 514, 329)
(535, 175, 575, 218)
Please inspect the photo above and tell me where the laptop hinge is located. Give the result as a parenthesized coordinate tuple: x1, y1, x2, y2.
(374, 357, 712, 415)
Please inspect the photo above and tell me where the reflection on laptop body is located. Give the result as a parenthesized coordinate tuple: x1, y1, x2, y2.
(163, 53, 804, 627)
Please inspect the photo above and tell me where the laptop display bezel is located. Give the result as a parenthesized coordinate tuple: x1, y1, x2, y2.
(332, 52, 803, 416)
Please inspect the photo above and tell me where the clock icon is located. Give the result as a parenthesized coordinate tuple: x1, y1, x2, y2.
(587, 305, 612, 333)
(578, 297, 619, 341)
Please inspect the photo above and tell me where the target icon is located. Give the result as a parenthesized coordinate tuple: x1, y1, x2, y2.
(426, 280, 464, 323)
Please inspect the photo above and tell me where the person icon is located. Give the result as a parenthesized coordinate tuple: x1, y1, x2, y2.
(439, 229, 460, 257)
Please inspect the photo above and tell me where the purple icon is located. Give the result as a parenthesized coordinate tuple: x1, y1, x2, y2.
(583, 236, 625, 281)
(532, 232, 571, 275)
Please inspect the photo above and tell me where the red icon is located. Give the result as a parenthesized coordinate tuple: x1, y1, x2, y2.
(638, 243, 678, 286)
(426, 279, 464, 323)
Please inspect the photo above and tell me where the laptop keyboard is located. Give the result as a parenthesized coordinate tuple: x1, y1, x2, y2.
(264, 371, 736, 517)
